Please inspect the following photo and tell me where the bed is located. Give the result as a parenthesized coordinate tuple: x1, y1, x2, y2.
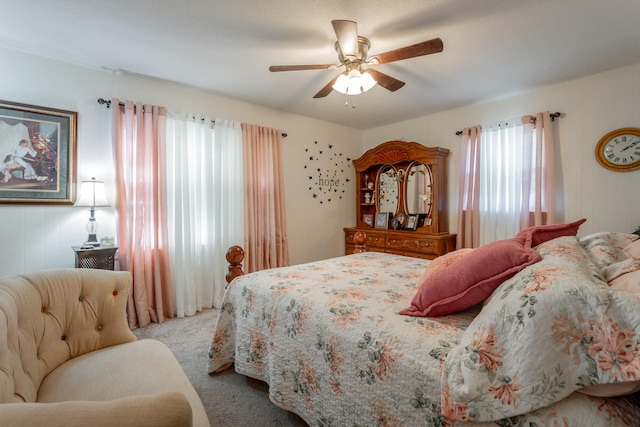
(208, 225, 640, 426)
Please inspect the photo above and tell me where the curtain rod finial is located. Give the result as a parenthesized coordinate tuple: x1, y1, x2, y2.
(97, 98, 111, 108)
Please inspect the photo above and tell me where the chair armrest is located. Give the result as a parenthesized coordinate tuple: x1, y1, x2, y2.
(0, 392, 193, 427)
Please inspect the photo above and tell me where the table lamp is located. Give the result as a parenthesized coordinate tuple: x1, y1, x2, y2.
(74, 177, 111, 247)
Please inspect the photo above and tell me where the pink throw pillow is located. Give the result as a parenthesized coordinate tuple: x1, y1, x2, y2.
(516, 218, 587, 247)
(400, 236, 541, 317)
(419, 248, 474, 284)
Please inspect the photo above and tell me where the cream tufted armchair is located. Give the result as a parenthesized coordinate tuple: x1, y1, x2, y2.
(0, 268, 209, 427)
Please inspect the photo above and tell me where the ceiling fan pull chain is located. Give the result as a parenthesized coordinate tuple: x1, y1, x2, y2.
(343, 93, 358, 109)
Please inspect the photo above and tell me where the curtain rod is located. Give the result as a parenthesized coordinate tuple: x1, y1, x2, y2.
(454, 112, 562, 136)
(97, 98, 288, 138)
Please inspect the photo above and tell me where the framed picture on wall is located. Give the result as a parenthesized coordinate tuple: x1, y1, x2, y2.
(0, 100, 77, 204)
(375, 212, 390, 229)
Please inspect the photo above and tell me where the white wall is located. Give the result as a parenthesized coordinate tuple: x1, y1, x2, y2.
(363, 63, 640, 238)
(2, 46, 639, 276)
(0, 47, 361, 275)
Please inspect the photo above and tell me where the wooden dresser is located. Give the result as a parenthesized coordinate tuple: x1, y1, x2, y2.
(344, 140, 456, 260)
(344, 227, 455, 259)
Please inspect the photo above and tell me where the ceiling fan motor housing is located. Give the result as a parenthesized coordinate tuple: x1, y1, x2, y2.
(335, 36, 371, 66)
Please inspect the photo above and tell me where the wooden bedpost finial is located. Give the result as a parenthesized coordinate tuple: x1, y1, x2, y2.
(226, 245, 245, 285)
(353, 231, 367, 253)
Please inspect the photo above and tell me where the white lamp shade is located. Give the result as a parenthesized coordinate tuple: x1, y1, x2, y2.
(346, 69, 363, 95)
(332, 73, 350, 94)
(74, 178, 110, 207)
(360, 71, 377, 92)
(332, 68, 377, 95)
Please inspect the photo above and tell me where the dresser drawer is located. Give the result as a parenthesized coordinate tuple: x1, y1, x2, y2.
(386, 236, 438, 255)
(345, 230, 384, 248)
(365, 234, 385, 249)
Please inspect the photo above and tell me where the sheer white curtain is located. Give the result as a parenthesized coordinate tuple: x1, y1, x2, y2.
(165, 114, 243, 316)
(479, 119, 526, 243)
(475, 112, 557, 245)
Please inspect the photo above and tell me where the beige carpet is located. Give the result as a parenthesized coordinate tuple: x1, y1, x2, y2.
(132, 308, 308, 427)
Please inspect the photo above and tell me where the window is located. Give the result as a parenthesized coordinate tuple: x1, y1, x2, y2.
(458, 112, 557, 247)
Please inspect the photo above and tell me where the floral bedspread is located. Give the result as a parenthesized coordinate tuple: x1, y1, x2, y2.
(208, 250, 640, 426)
(442, 236, 640, 423)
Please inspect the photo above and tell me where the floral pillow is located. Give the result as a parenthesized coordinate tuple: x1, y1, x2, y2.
(580, 232, 640, 282)
(608, 239, 640, 297)
(441, 236, 640, 422)
(610, 270, 640, 296)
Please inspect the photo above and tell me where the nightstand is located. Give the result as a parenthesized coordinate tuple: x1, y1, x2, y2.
(72, 246, 118, 270)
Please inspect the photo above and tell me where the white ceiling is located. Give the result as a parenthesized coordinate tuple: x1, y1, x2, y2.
(2, 0, 640, 129)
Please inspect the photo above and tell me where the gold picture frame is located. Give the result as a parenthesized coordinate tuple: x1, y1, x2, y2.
(0, 100, 77, 204)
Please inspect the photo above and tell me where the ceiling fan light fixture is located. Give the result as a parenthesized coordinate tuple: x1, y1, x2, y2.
(332, 73, 350, 94)
(346, 69, 363, 94)
(270, 20, 443, 99)
(332, 68, 377, 95)
(360, 70, 377, 92)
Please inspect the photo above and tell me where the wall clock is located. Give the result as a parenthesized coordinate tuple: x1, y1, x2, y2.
(595, 127, 640, 172)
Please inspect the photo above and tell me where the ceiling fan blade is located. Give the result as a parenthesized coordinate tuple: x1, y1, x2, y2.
(269, 64, 334, 72)
(366, 69, 405, 92)
(332, 20, 359, 58)
(373, 38, 443, 65)
(313, 74, 340, 98)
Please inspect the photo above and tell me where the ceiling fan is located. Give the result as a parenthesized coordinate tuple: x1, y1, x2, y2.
(268, 20, 444, 98)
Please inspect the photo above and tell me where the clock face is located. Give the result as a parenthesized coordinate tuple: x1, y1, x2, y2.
(595, 128, 640, 172)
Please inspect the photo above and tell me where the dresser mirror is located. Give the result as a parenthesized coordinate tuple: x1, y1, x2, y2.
(377, 165, 398, 214)
(405, 162, 433, 218)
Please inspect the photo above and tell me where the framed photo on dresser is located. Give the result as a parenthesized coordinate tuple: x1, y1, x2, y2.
(375, 212, 390, 229)
(405, 215, 418, 230)
(363, 214, 374, 227)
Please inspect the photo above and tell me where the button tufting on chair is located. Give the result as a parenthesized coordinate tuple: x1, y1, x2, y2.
(78, 295, 84, 301)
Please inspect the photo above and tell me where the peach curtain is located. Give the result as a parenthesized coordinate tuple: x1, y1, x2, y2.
(112, 98, 174, 329)
(241, 123, 289, 272)
(521, 111, 557, 228)
(457, 126, 482, 248)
